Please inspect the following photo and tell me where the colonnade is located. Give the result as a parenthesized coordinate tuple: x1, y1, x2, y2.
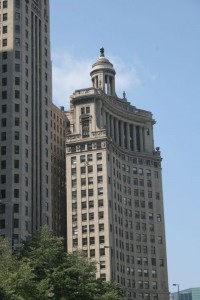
(105, 112, 146, 152)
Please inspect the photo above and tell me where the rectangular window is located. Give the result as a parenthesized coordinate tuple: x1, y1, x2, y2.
(2, 91, 7, 99)
(15, 64, 20, 72)
(3, 26, 7, 34)
(14, 189, 19, 198)
(3, 1, 8, 9)
(3, 13, 8, 21)
(82, 119, 89, 138)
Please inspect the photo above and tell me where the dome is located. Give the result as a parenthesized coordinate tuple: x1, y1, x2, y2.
(90, 48, 116, 76)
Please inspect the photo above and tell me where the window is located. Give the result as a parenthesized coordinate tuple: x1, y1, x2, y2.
(88, 189, 93, 196)
(15, 90, 20, 99)
(90, 249, 95, 257)
(1, 161, 6, 169)
(98, 211, 104, 219)
(155, 192, 160, 200)
(139, 168, 143, 175)
(0, 75, 6, 88)
(158, 236, 162, 244)
(0, 118, 6, 129)
(15, 117, 20, 126)
(3, 13, 8, 21)
(14, 189, 19, 198)
(1, 146, 6, 155)
(81, 190, 86, 198)
(98, 199, 104, 207)
(14, 131, 19, 140)
(0, 219, 5, 229)
(82, 225, 87, 233)
(86, 106, 90, 114)
(82, 237, 87, 246)
(15, 38, 20, 47)
(2, 91, 7, 99)
(89, 224, 95, 232)
(100, 261, 105, 269)
(99, 248, 105, 256)
(97, 176, 103, 184)
(98, 187, 103, 195)
(1, 175, 6, 184)
(2, 64, 7, 73)
(1, 132, 6, 141)
(133, 167, 137, 174)
(15, 77, 20, 85)
(15, 51, 20, 59)
(88, 165, 93, 173)
(82, 119, 89, 137)
(90, 237, 95, 245)
(3, 26, 7, 34)
(160, 259, 164, 267)
(80, 155, 85, 163)
(97, 152, 102, 160)
(14, 174, 19, 183)
(89, 212, 94, 220)
(15, 64, 20, 72)
(3, 52, 7, 59)
(15, 0, 20, 8)
(0, 204, 6, 214)
(87, 154, 92, 161)
(156, 214, 161, 222)
(89, 200, 94, 208)
(3, 1, 8, 9)
(97, 164, 102, 172)
(15, 25, 20, 34)
(99, 236, 105, 244)
(82, 213, 87, 221)
(154, 171, 159, 179)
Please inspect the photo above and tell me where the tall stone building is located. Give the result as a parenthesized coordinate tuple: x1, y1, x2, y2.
(50, 104, 67, 238)
(0, 0, 53, 244)
(66, 48, 169, 300)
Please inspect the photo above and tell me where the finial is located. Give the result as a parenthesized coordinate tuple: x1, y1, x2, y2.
(123, 91, 126, 99)
(100, 47, 105, 57)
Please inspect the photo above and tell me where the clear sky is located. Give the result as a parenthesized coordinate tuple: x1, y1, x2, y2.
(50, 0, 200, 293)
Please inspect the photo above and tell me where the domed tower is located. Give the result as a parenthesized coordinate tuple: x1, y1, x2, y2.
(90, 48, 116, 96)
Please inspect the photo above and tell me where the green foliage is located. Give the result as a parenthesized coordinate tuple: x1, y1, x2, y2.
(0, 227, 125, 300)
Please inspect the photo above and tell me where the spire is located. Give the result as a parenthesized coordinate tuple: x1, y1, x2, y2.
(100, 47, 105, 57)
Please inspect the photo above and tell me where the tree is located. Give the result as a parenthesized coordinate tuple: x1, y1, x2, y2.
(0, 227, 125, 300)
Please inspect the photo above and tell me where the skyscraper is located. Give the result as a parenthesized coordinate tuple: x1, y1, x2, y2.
(0, 0, 52, 244)
(66, 48, 169, 300)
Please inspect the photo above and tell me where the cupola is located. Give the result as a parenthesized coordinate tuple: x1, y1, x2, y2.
(90, 48, 116, 96)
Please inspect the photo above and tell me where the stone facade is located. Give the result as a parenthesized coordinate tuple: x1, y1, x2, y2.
(66, 49, 169, 300)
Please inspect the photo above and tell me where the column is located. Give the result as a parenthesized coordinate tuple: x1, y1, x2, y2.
(106, 113, 110, 137)
(120, 120, 124, 148)
(142, 127, 146, 152)
(133, 124, 137, 152)
(127, 123, 131, 150)
(139, 126, 144, 152)
(111, 116, 115, 141)
(115, 119, 119, 145)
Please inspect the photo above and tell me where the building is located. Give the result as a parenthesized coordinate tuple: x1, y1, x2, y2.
(50, 104, 67, 238)
(0, 0, 53, 244)
(171, 287, 200, 300)
(66, 48, 169, 300)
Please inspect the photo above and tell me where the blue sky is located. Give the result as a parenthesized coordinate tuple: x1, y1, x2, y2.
(50, 0, 200, 292)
